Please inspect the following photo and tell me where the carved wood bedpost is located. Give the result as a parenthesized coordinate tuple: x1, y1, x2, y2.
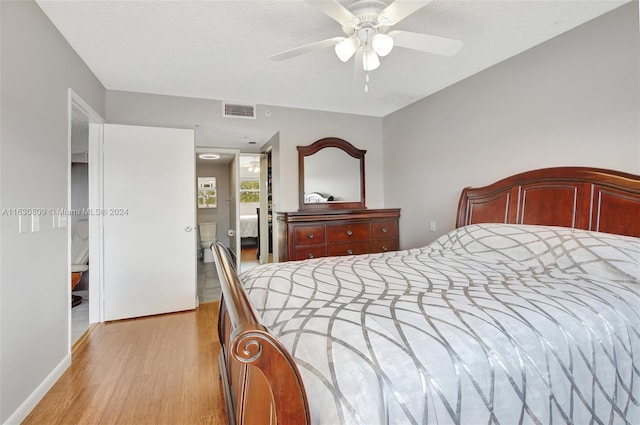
(212, 242, 311, 425)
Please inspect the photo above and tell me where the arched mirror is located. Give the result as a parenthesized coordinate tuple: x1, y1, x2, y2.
(298, 137, 366, 211)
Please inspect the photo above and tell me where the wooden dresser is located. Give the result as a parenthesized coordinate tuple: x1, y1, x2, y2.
(277, 209, 400, 262)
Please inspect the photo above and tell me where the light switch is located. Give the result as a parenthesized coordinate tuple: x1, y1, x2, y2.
(58, 215, 68, 228)
(430, 221, 436, 232)
(31, 215, 40, 232)
(18, 215, 29, 233)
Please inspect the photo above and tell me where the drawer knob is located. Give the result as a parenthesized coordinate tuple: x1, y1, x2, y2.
(307, 233, 314, 239)
(347, 249, 353, 255)
(381, 227, 388, 233)
(346, 230, 353, 236)
(382, 246, 388, 252)
(308, 253, 314, 259)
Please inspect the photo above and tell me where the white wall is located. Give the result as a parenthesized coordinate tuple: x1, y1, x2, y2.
(383, 2, 640, 250)
(0, 1, 106, 422)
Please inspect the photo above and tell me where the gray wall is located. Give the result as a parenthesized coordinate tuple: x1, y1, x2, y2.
(106, 92, 385, 260)
(383, 2, 639, 249)
(196, 162, 231, 247)
(105, 92, 385, 213)
(0, 1, 106, 422)
(71, 163, 89, 228)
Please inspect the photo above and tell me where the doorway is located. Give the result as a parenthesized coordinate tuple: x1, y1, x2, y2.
(239, 153, 262, 271)
(258, 149, 273, 265)
(70, 104, 90, 344)
(195, 148, 239, 303)
(68, 89, 104, 347)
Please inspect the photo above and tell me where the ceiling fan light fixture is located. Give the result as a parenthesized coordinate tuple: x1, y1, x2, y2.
(371, 33, 394, 56)
(362, 49, 380, 71)
(335, 37, 359, 62)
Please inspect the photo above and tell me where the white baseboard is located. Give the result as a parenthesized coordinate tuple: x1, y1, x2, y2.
(2, 354, 71, 425)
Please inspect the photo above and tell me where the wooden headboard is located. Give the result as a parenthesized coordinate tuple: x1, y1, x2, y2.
(456, 167, 640, 238)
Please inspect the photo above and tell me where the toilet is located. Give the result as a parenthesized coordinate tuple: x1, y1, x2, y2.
(199, 222, 217, 263)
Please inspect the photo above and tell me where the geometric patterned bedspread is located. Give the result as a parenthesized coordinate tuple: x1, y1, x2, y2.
(240, 224, 640, 425)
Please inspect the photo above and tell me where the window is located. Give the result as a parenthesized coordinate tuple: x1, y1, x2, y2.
(197, 177, 217, 208)
(240, 179, 259, 203)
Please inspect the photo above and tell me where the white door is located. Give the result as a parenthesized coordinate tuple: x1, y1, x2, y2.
(103, 124, 196, 321)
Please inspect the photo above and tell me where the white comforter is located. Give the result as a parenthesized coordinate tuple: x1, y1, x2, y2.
(240, 224, 640, 425)
(240, 214, 258, 238)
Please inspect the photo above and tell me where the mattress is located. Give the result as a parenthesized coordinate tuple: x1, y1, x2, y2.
(240, 214, 258, 238)
(240, 223, 640, 425)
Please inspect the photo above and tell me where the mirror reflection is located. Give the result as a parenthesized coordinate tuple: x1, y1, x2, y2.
(298, 137, 366, 211)
(304, 147, 360, 203)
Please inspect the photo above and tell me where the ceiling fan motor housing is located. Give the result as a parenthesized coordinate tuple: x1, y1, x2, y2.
(341, 0, 391, 35)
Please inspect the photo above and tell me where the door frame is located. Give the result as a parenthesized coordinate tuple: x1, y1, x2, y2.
(258, 148, 270, 264)
(68, 89, 105, 337)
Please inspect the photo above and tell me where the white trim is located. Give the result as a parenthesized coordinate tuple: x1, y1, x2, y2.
(1, 355, 71, 425)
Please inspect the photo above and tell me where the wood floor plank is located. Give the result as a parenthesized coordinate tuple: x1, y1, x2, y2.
(22, 302, 227, 425)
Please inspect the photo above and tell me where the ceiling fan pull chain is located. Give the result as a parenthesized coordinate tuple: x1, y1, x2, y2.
(364, 73, 370, 93)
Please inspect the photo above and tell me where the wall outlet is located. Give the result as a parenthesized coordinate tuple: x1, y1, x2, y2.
(430, 221, 436, 232)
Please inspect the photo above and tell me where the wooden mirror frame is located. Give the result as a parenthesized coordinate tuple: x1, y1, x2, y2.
(298, 137, 366, 211)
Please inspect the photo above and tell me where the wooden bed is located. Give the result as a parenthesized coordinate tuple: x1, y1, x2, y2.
(212, 166, 640, 425)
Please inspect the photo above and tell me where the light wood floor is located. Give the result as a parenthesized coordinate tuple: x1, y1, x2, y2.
(23, 302, 227, 425)
(240, 246, 257, 262)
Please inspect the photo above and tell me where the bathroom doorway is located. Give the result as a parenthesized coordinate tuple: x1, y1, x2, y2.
(195, 148, 239, 303)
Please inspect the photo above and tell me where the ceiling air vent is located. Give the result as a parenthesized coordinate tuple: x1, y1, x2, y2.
(223, 102, 256, 119)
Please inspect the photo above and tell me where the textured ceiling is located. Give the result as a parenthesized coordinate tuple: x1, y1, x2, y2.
(37, 0, 628, 118)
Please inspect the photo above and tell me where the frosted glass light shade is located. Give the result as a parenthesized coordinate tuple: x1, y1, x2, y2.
(335, 37, 359, 62)
(362, 49, 380, 71)
(371, 33, 394, 57)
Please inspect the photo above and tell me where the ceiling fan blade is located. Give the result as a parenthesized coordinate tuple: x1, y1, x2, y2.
(270, 37, 345, 61)
(388, 30, 463, 56)
(305, 0, 358, 26)
(379, 0, 433, 25)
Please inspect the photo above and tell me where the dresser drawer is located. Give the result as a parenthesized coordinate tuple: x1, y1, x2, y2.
(327, 241, 370, 257)
(371, 239, 397, 254)
(294, 245, 326, 260)
(279, 209, 400, 262)
(293, 224, 325, 245)
(371, 220, 398, 240)
(327, 222, 370, 243)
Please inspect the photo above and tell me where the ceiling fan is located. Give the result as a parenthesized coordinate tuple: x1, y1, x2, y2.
(271, 0, 463, 77)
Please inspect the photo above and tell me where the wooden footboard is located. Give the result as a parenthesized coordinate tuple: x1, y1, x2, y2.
(211, 242, 311, 425)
